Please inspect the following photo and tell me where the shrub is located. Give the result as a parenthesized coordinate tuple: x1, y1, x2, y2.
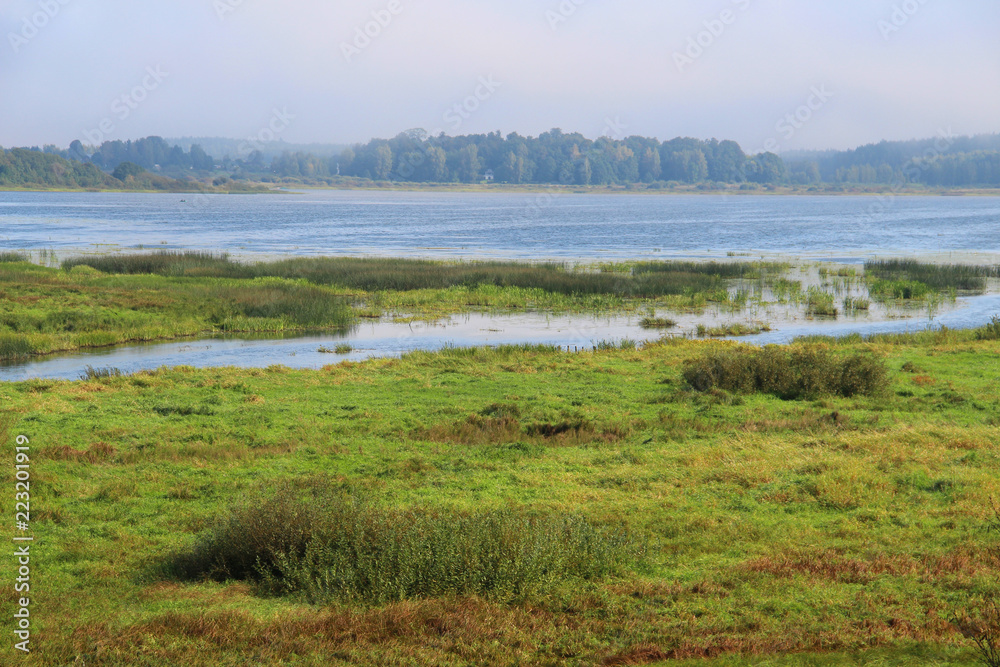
(0, 252, 29, 263)
(953, 597, 1000, 667)
(682, 345, 889, 399)
(976, 316, 1000, 341)
(164, 488, 641, 605)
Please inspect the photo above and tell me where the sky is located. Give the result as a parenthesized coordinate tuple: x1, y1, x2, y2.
(1, 0, 999, 153)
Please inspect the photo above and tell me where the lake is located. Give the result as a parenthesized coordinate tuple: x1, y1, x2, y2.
(3, 190, 1000, 262)
(3, 189, 1000, 380)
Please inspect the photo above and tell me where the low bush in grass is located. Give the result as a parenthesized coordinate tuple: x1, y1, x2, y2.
(0, 252, 29, 263)
(682, 345, 889, 399)
(165, 488, 640, 604)
(975, 316, 1000, 341)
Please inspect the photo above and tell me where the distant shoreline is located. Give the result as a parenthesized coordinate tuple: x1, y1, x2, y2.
(3, 183, 1000, 197)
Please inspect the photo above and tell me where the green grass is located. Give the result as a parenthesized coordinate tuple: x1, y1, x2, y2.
(870, 278, 934, 300)
(843, 296, 871, 311)
(865, 259, 998, 292)
(2, 334, 999, 665)
(0, 251, 29, 262)
(62, 252, 780, 299)
(0, 263, 354, 359)
(640, 316, 678, 329)
(695, 322, 770, 337)
(806, 288, 838, 316)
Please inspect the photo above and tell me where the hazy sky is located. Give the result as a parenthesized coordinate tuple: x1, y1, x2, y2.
(2, 0, 998, 153)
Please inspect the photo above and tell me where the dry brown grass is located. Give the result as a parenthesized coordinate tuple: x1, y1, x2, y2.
(41, 440, 117, 463)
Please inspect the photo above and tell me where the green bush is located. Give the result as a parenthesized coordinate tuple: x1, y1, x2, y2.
(975, 316, 1000, 341)
(682, 345, 889, 399)
(165, 488, 641, 604)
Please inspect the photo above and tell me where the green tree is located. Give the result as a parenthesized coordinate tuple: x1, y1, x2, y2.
(112, 162, 145, 181)
(374, 144, 394, 180)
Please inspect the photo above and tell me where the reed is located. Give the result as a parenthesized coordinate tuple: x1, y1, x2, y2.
(62, 253, 783, 299)
(865, 259, 996, 292)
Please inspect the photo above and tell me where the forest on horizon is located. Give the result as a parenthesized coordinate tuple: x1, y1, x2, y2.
(4, 129, 1000, 190)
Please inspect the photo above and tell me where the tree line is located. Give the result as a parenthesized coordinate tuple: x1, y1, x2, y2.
(7, 130, 1000, 189)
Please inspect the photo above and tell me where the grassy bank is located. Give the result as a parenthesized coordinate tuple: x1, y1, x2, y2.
(0, 260, 354, 359)
(0, 333, 998, 664)
(4, 254, 1000, 361)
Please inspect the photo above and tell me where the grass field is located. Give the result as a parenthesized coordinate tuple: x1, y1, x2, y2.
(1, 329, 999, 665)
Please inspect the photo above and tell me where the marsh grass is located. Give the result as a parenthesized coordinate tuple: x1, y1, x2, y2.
(210, 281, 354, 327)
(842, 296, 871, 311)
(0, 262, 355, 359)
(695, 323, 769, 337)
(806, 289, 838, 317)
(164, 487, 640, 605)
(0, 251, 29, 263)
(640, 317, 677, 329)
(63, 252, 785, 299)
(869, 279, 933, 300)
(0, 333, 33, 359)
(865, 259, 998, 292)
(80, 365, 125, 381)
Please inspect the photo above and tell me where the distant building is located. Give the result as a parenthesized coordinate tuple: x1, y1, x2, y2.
(483, 169, 495, 182)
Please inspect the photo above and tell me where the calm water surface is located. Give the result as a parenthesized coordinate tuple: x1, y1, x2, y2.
(3, 190, 1000, 261)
